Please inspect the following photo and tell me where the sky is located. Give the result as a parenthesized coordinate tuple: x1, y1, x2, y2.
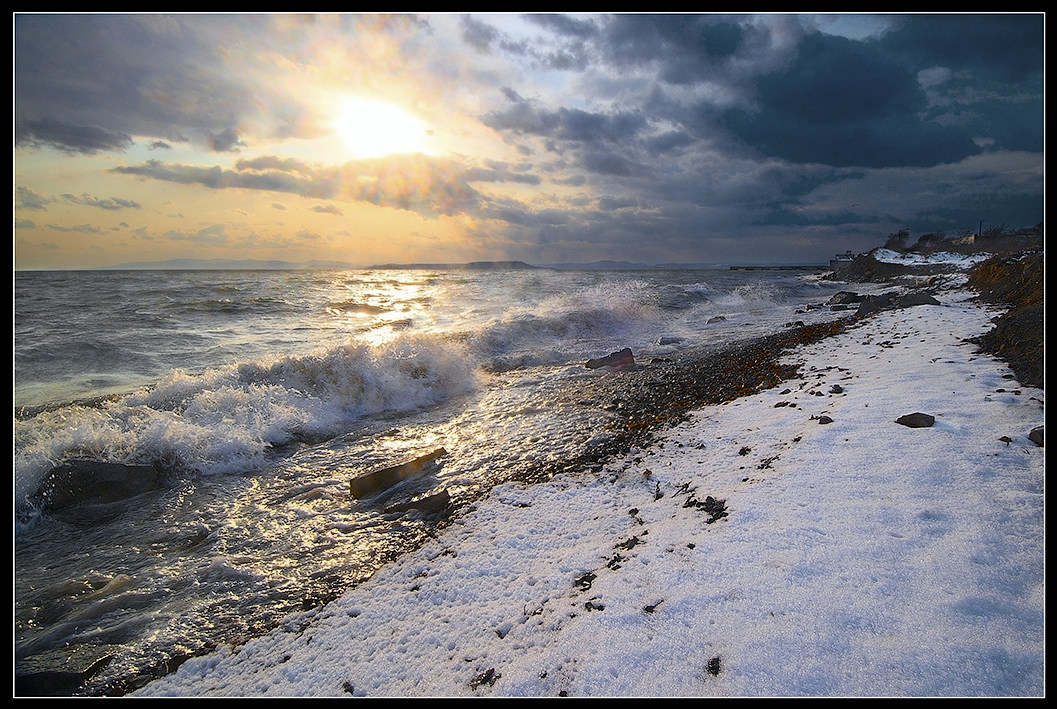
(132, 252, 1045, 697)
(13, 13, 1046, 270)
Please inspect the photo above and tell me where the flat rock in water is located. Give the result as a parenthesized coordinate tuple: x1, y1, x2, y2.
(16, 643, 119, 696)
(349, 448, 447, 499)
(896, 412, 935, 428)
(382, 487, 451, 516)
(34, 460, 168, 511)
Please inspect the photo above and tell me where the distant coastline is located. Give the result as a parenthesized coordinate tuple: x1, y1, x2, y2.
(21, 257, 827, 272)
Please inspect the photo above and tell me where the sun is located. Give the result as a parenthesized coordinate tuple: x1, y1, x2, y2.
(332, 96, 430, 159)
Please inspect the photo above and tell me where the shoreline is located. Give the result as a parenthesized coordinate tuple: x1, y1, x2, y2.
(24, 252, 1044, 697)
(133, 271, 1044, 697)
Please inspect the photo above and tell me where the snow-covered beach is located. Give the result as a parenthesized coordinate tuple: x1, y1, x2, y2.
(134, 264, 1045, 698)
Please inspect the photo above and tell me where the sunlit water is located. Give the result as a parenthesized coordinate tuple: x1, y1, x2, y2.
(14, 266, 855, 695)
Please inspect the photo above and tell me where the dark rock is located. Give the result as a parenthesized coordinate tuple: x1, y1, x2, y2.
(827, 291, 867, 305)
(585, 347, 635, 369)
(381, 487, 450, 516)
(33, 460, 169, 512)
(784, 320, 806, 329)
(685, 495, 728, 523)
(470, 668, 499, 689)
(856, 291, 941, 317)
(817, 415, 833, 424)
(706, 656, 722, 676)
(707, 315, 726, 324)
(1028, 427, 1043, 447)
(829, 384, 844, 394)
(16, 644, 117, 696)
(574, 572, 596, 591)
(896, 412, 935, 428)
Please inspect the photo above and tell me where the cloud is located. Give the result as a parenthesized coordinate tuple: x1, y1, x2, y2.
(483, 102, 647, 146)
(16, 186, 52, 210)
(13, 14, 318, 155)
(15, 118, 135, 155)
(209, 128, 246, 153)
(709, 32, 983, 167)
(112, 155, 483, 217)
(460, 14, 501, 53)
(882, 14, 1044, 84)
(164, 224, 230, 245)
(311, 204, 344, 215)
(47, 223, 103, 234)
(62, 193, 142, 210)
(600, 14, 748, 83)
(13, 13, 1045, 266)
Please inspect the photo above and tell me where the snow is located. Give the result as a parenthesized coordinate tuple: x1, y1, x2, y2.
(134, 279, 1045, 698)
(871, 248, 995, 267)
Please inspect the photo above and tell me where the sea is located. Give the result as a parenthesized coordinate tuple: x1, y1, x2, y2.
(14, 265, 860, 695)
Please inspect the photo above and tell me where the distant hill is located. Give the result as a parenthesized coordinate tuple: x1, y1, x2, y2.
(544, 260, 730, 270)
(368, 261, 540, 270)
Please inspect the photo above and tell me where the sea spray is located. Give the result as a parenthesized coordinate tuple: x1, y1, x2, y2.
(15, 332, 480, 523)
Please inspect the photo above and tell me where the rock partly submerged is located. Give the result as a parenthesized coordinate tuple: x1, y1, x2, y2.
(349, 448, 452, 520)
(585, 347, 636, 370)
(33, 460, 169, 513)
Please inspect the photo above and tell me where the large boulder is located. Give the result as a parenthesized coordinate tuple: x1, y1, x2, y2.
(856, 291, 941, 317)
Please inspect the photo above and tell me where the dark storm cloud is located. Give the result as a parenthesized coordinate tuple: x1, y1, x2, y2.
(482, 103, 647, 146)
(881, 14, 1043, 84)
(600, 14, 748, 83)
(578, 151, 639, 177)
(711, 32, 982, 168)
(480, 15, 1038, 174)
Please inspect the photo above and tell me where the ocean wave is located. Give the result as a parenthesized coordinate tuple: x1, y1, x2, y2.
(14, 333, 480, 519)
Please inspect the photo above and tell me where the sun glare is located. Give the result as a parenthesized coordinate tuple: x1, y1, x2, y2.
(332, 96, 429, 159)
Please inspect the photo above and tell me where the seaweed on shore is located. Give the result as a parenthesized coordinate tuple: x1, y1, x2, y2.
(965, 252, 1044, 390)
